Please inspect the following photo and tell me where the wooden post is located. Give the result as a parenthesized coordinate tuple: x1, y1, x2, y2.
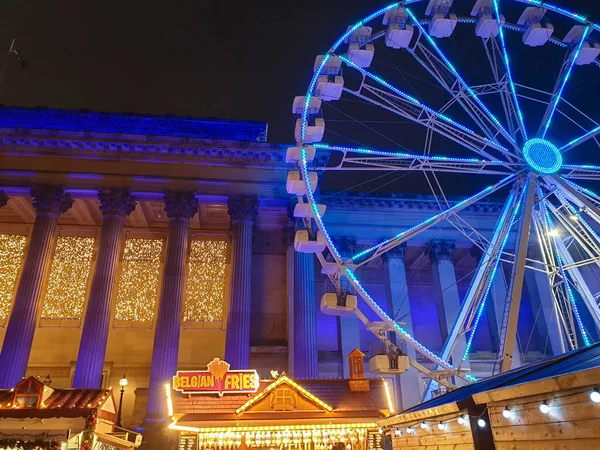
(458, 398, 496, 450)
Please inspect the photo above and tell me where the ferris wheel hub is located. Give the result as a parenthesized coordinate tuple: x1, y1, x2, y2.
(523, 138, 563, 174)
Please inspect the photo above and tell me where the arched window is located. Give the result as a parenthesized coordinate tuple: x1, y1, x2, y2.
(13, 379, 42, 408)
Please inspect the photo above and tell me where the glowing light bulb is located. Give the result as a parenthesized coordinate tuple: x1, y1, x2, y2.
(570, 215, 579, 221)
(378, 429, 383, 434)
(394, 429, 402, 436)
(406, 426, 413, 434)
(548, 229, 559, 237)
(457, 416, 465, 425)
(502, 407, 513, 419)
(437, 422, 445, 430)
(539, 402, 550, 414)
(420, 422, 428, 429)
(477, 419, 486, 428)
(590, 389, 600, 403)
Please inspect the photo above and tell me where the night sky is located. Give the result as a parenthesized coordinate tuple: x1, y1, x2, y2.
(0, 0, 599, 146)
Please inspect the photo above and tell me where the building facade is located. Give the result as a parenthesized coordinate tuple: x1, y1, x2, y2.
(0, 107, 571, 428)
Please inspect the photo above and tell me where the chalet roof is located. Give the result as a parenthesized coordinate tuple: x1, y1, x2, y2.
(403, 342, 600, 415)
(173, 378, 389, 421)
(0, 377, 112, 418)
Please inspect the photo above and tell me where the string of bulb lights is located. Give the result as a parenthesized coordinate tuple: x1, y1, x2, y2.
(379, 387, 600, 437)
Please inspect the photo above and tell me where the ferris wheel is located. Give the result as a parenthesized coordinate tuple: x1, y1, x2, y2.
(287, 0, 600, 399)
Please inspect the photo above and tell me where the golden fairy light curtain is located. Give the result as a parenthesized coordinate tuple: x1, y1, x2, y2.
(41, 236, 95, 320)
(114, 238, 163, 322)
(184, 240, 228, 323)
(0, 234, 27, 320)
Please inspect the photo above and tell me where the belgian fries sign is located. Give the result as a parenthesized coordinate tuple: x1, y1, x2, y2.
(172, 358, 260, 396)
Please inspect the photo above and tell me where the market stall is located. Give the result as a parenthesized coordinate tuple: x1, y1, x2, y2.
(166, 353, 394, 450)
(0, 377, 142, 450)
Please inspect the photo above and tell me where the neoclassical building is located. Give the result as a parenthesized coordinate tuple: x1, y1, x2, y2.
(0, 107, 563, 428)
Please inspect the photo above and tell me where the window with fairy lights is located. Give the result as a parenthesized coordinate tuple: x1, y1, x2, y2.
(183, 240, 228, 327)
(13, 378, 43, 408)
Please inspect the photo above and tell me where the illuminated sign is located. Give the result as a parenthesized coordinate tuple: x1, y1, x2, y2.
(172, 358, 259, 396)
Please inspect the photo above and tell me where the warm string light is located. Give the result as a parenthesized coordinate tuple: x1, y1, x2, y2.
(171, 423, 377, 433)
(41, 236, 95, 320)
(0, 234, 27, 320)
(114, 238, 163, 322)
(184, 240, 228, 323)
(165, 383, 174, 418)
(382, 378, 395, 414)
(235, 376, 333, 414)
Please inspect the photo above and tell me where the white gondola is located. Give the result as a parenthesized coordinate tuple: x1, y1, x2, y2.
(426, 0, 457, 38)
(293, 202, 326, 218)
(320, 292, 357, 316)
(575, 42, 600, 65)
(295, 229, 327, 253)
(295, 118, 325, 143)
(518, 7, 553, 47)
(369, 354, 410, 374)
(286, 171, 318, 195)
(430, 13, 458, 38)
(385, 24, 414, 49)
(347, 43, 375, 68)
(383, 7, 413, 49)
(315, 75, 344, 101)
(314, 54, 343, 75)
(475, 13, 504, 38)
(564, 26, 600, 65)
(285, 145, 316, 164)
(292, 96, 322, 115)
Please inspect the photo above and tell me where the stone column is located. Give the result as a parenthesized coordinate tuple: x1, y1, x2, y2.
(334, 237, 361, 378)
(426, 240, 470, 370)
(283, 222, 296, 377)
(0, 190, 8, 208)
(72, 190, 136, 389)
(224, 195, 259, 369)
(0, 186, 73, 389)
(145, 192, 197, 422)
(294, 235, 319, 379)
(382, 244, 420, 410)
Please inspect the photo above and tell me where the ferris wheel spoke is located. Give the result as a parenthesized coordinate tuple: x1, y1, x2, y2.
(346, 173, 519, 267)
(314, 144, 513, 174)
(560, 125, 600, 154)
(550, 177, 600, 227)
(560, 164, 600, 181)
(405, 7, 517, 149)
(337, 56, 514, 162)
(531, 211, 574, 352)
(497, 173, 537, 373)
(423, 184, 524, 401)
(480, 0, 529, 143)
(538, 193, 599, 342)
(539, 26, 592, 139)
(546, 195, 600, 270)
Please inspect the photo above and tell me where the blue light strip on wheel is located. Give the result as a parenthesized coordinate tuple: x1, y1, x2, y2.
(405, 7, 516, 145)
(560, 177, 600, 201)
(516, 1, 588, 23)
(539, 188, 591, 346)
(541, 26, 591, 139)
(461, 185, 527, 361)
(554, 188, 600, 244)
(299, 146, 477, 382)
(560, 125, 600, 152)
(493, 0, 528, 142)
(338, 55, 512, 156)
(351, 173, 516, 262)
(313, 143, 503, 163)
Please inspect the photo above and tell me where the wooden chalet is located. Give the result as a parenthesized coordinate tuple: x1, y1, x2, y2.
(379, 343, 600, 450)
(0, 376, 142, 449)
(167, 351, 393, 450)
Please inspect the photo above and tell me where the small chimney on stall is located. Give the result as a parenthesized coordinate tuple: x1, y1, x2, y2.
(347, 348, 370, 392)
